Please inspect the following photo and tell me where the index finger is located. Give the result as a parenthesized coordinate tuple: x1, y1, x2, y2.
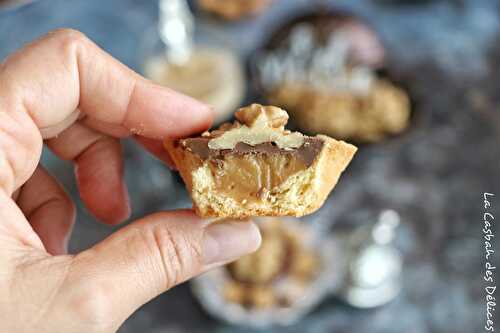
(0, 29, 214, 140)
(0, 29, 213, 193)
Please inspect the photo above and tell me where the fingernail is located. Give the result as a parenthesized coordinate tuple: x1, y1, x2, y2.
(203, 221, 261, 265)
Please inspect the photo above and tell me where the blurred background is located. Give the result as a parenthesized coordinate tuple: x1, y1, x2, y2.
(1, 0, 499, 332)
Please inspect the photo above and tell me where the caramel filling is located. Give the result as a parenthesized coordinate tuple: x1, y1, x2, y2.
(208, 153, 308, 203)
(182, 138, 324, 204)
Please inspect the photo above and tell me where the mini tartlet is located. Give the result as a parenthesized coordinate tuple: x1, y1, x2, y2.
(164, 104, 356, 218)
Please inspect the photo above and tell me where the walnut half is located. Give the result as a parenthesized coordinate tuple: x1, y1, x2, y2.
(235, 104, 289, 129)
(207, 104, 304, 150)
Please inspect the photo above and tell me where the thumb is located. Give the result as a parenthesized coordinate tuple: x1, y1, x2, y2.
(65, 210, 261, 330)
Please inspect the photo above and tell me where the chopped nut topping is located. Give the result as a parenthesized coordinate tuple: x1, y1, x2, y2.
(235, 104, 288, 129)
(207, 104, 304, 150)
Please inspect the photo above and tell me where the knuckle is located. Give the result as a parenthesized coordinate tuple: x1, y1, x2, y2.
(50, 28, 89, 54)
(51, 28, 88, 44)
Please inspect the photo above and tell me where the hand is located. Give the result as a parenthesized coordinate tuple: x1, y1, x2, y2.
(0, 29, 261, 332)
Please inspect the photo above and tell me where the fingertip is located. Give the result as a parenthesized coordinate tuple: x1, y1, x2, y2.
(205, 105, 216, 128)
(237, 219, 262, 254)
(246, 220, 262, 252)
(78, 176, 131, 225)
(125, 82, 214, 139)
(101, 183, 131, 225)
(202, 219, 262, 266)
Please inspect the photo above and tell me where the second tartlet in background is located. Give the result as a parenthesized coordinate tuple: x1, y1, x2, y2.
(255, 13, 411, 143)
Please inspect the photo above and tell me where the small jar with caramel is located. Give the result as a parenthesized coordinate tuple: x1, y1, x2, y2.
(141, 0, 246, 124)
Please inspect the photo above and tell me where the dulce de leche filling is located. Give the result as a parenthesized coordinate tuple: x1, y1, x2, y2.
(181, 137, 324, 203)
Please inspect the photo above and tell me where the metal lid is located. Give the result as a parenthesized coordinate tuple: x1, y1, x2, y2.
(338, 210, 403, 308)
(158, 0, 194, 65)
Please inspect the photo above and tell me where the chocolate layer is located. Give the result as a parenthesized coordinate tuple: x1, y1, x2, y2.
(181, 137, 324, 167)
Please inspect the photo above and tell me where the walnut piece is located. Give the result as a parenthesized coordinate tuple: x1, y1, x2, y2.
(207, 104, 304, 150)
(235, 104, 288, 129)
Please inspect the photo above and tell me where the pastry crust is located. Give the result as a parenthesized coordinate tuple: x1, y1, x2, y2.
(165, 105, 356, 218)
(270, 79, 411, 143)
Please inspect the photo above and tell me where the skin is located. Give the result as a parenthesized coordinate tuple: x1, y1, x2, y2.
(0, 29, 261, 332)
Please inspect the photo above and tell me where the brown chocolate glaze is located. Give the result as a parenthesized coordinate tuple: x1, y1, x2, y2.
(181, 137, 324, 166)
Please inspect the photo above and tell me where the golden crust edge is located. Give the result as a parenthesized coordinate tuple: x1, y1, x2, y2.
(164, 136, 357, 218)
(301, 135, 357, 216)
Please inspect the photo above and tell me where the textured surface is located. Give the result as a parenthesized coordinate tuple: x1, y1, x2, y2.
(167, 134, 356, 218)
(1, 0, 499, 332)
